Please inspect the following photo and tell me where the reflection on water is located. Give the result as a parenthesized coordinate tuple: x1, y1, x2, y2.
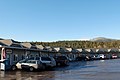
(100, 60, 105, 62)
(0, 71, 5, 78)
(0, 59, 120, 80)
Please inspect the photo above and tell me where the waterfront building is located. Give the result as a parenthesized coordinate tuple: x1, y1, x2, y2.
(0, 38, 120, 70)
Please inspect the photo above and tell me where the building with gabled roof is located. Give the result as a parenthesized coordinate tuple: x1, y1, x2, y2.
(0, 38, 120, 71)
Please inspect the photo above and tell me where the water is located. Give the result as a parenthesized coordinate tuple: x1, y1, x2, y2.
(0, 59, 120, 80)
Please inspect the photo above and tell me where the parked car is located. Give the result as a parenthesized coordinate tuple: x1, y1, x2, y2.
(111, 54, 117, 59)
(16, 59, 28, 70)
(35, 57, 56, 68)
(97, 54, 106, 59)
(54, 56, 69, 66)
(76, 56, 86, 61)
(92, 54, 106, 60)
(91, 55, 99, 60)
(21, 60, 45, 71)
(75, 55, 92, 61)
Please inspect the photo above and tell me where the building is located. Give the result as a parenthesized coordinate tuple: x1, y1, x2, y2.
(0, 38, 120, 71)
(0, 39, 45, 70)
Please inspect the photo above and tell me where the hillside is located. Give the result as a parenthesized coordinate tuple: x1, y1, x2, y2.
(90, 37, 116, 42)
(31, 37, 120, 49)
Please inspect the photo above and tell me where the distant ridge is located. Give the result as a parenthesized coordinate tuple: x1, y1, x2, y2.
(90, 37, 117, 42)
(0, 37, 118, 42)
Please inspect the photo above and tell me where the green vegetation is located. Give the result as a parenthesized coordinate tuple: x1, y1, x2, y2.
(31, 40, 120, 49)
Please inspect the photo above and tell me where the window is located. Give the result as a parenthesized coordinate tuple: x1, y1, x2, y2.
(26, 60, 36, 64)
(29, 55, 34, 60)
(22, 55, 25, 60)
(35, 57, 40, 60)
(13, 54, 18, 61)
(41, 57, 51, 61)
(19, 59, 27, 63)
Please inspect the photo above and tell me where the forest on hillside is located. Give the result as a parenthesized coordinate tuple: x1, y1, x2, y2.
(31, 40, 120, 49)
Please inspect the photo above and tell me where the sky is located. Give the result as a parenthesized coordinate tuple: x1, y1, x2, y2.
(0, 0, 120, 42)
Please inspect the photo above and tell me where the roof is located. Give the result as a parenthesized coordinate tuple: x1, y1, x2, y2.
(0, 39, 22, 48)
(84, 49, 91, 52)
(108, 48, 119, 52)
(76, 49, 83, 52)
(97, 48, 108, 52)
(0, 39, 13, 46)
(90, 48, 96, 52)
(10, 43, 23, 48)
(0, 42, 7, 46)
(21, 42, 32, 48)
(53, 47, 60, 52)
(65, 48, 72, 52)
(36, 45, 44, 50)
(44, 46, 52, 51)
(59, 48, 67, 53)
(1, 38, 120, 53)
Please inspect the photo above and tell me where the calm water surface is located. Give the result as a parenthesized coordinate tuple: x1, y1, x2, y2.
(0, 59, 120, 80)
